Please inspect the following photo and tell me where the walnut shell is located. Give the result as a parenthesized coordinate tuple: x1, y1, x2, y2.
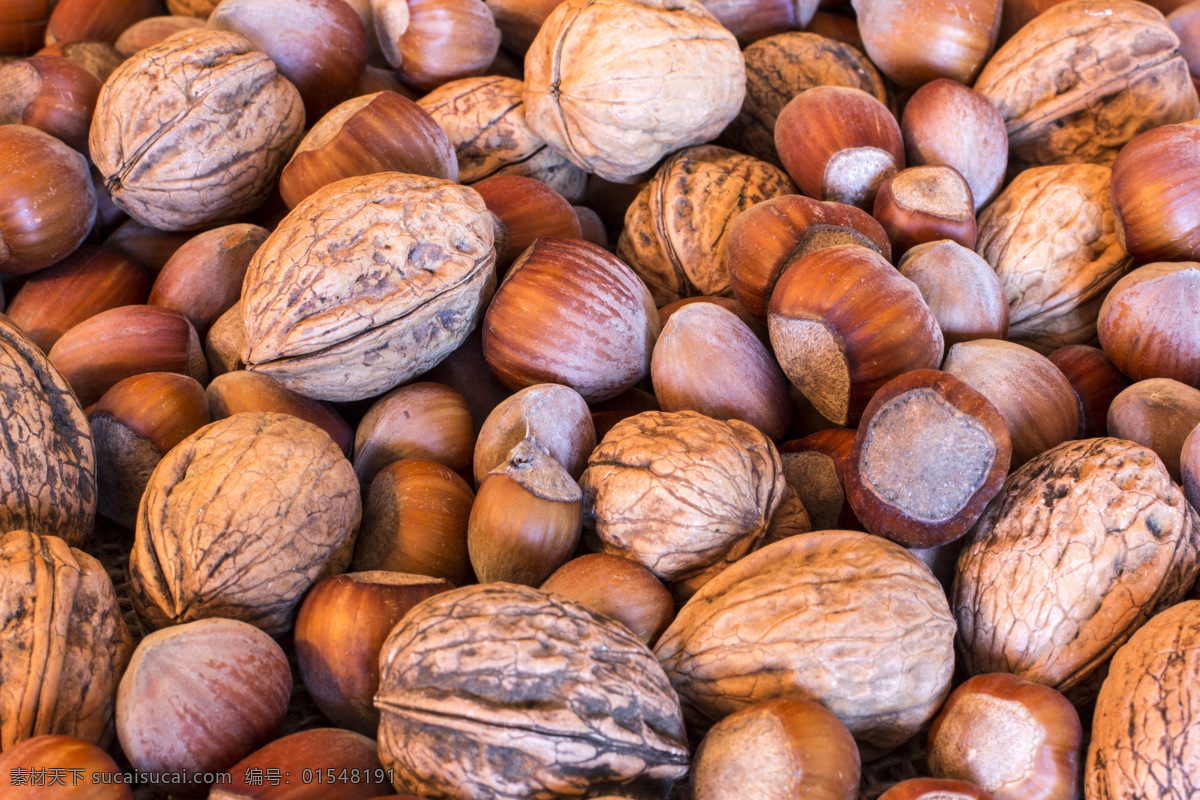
(89, 29, 304, 231)
(974, 0, 1198, 169)
(954, 438, 1200, 702)
(129, 412, 361, 636)
(375, 582, 689, 800)
(722, 31, 889, 168)
(580, 410, 787, 584)
(0, 530, 133, 751)
(240, 173, 496, 402)
(976, 164, 1133, 353)
(1086, 599, 1200, 799)
(617, 145, 796, 305)
(0, 316, 95, 548)
(654, 530, 956, 758)
(417, 76, 588, 203)
(524, 0, 745, 183)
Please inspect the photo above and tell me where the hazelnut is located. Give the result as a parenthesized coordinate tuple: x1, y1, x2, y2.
(206, 371, 353, 457)
(113, 15, 206, 55)
(1111, 124, 1200, 263)
(1097, 261, 1200, 388)
(896, 240, 1009, 348)
(1184, 424, 1199, 512)
(0, 736, 133, 799)
(0, 1, 50, 54)
(1047, 344, 1131, 439)
(473, 383, 595, 483)
(879, 779, 997, 800)
(354, 382, 476, 488)
(779, 427, 859, 532)
(852, 0, 1001, 86)
(572, 205, 608, 250)
(388, 0, 501, 91)
(541, 553, 675, 646)
(101, 219, 192, 276)
(44, 0, 160, 46)
(481, 0, 561, 53)
(0, 54, 101, 154)
(472, 175, 582, 273)
(1106, 378, 1200, 482)
(212, 729, 387, 800)
(659, 295, 770, 348)
(872, 166, 976, 257)
(589, 387, 661, 442)
(420, 329, 514, 434)
(700, 0, 819, 45)
(34, 40, 123, 83)
(204, 302, 246, 378)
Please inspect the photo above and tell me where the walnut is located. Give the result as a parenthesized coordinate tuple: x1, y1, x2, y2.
(721, 32, 889, 168)
(974, 0, 1198, 170)
(375, 583, 689, 800)
(0, 316, 95, 547)
(976, 164, 1133, 353)
(954, 438, 1200, 704)
(1086, 600, 1200, 799)
(654, 530, 956, 758)
(580, 410, 787, 585)
(129, 412, 361, 636)
(524, 0, 745, 183)
(616, 145, 796, 305)
(0, 530, 133, 750)
(240, 173, 496, 402)
(417, 76, 588, 203)
(89, 29, 304, 231)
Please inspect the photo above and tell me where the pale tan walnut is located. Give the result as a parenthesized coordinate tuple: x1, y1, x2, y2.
(974, 0, 1198, 170)
(417, 76, 587, 202)
(0, 530, 133, 751)
(654, 530, 956, 758)
(722, 31, 889, 168)
(375, 583, 689, 800)
(976, 164, 1133, 353)
(129, 412, 361, 636)
(580, 410, 787, 584)
(0, 316, 95, 548)
(617, 145, 796, 305)
(241, 173, 496, 403)
(89, 29, 304, 232)
(1086, 600, 1200, 800)
(524, 0, 745, 183)
(954, 438, 1200, 704)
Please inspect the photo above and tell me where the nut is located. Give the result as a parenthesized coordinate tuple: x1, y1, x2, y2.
(896, 240, 1010, 348)
(1097, 261, 1200, 388)
(387, 0, 501, 91)
(89, 29, 304, 231)
(523, 0, 745, 183)
(0, 736, 133, 799)
(0, 1, 50, 54)
(1111, 123, 1200, 262)
(113, 15, 206, 55)
(101, 219, 191, 276)
(206, 370, 352, 456)
(540, 553, 675, 646)
(872, 166, 976, 257)
(878, 780, 997, 800)
(852, 0, 1002, 86)
(0, 54, 101, 154)
(241, 173, 496, 402)
(778, 427, 858, 532)
(1047, 344, 1130, 439)
(35, 40, 123, 83)
(45, 0, 160, 46)
(699, 0, 819, 45)
(1184, 423, 1199, 513)
(212, 729, 386, 800)
(1106, 378, 1200, 482)
(954, 438, 1200, 703)
(473, 383, 595, 484)
(129, 412, 361, 635)
(471, 175, 581, 273)
(375, 583, 689, 799)
(354, 382, 476, 488)
(0, 530, 132, 750)
(589, 387, 661, 442)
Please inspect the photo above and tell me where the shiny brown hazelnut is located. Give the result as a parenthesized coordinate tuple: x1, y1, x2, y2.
(1111, 123, 1200, 262)
(999, 0, 1065, 41)
(1106, 378, 1200, 482)
(652, 302, 792, 440)
(34, 40, 123, 83)
(350, 64, 420, 100)
(482, 237, 659, 403)
(6, 244, 150, 353)
(294, 574, 453, 736)
(353, 458, 475, 584)
(147, 223, 268, 338)
(658, 296, 770, 348)
(212, 729, 386, 800)
(1183, 422, 1199, 512)
(845, 369, 1011, 548)
(901, 79, 1009, 212)
(389, 0, 501, 91)
(44, 0, 160, 46)
(0, 1, 50, 54)
(0, 736, 134, 799)
(353, 382, 475, 487)
(872, 166, 976, 257)
(474, 383, 595, 483)
(279, 91, 458, 209)
(0, 124, 96, 274)
(89, 372, 210, 529)
(0, 54, 101, 154)
(467, 436, 582, 586)
(1097, 262, 1200, 389)
(692, 698, 860, 800)
(48, 305, 208, 407)
(205, 301, 245, 378)
(1047, 344, 1130, 439)
(942, 339, 1079, 467)
(472, 175, 582, 273)
(589, 387, 661, 442)
(701, 0, 819, 46)
(206, 371, 354, 457)
(774, 86, 905, 209)
(801, 9, 866, 49)
(206, 0, 368, 121)
(573, 205, 608, 250)
(726, 194, 891, 319)
(896, 240, 1009, 348)
(779, 427, 858, 531)
(540, 553, 675, 646)
(113, 15, 206, 56)
(852, 0, 1002, 87)
(1170, 2, 1200, 94)
(879, 779, 997, 800)
(101, 219, 191, 276)
(928, 673, 1082, 800)
(767, 243, 944, 426)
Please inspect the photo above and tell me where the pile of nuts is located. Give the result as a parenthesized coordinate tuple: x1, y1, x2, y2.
(3, 0, 1200, 798)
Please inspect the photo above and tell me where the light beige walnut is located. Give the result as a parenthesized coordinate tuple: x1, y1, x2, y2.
(0, 530, 132, 751)
(974, 0, 1198, 169)
(417, 76, 588, 202)
(240, 173, 496, 402)
(129, 412, 361, 636)
(617, 145, 796, 305)
(580, 410, 787, 586)
(654, 530, 956, 758)
(89, 29, 304, 231)
(524, 0, 745, 183)
(976, 164, 1133, 353)
(954, 438, 1200, 705)
(1087, 600, 1200, 800)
